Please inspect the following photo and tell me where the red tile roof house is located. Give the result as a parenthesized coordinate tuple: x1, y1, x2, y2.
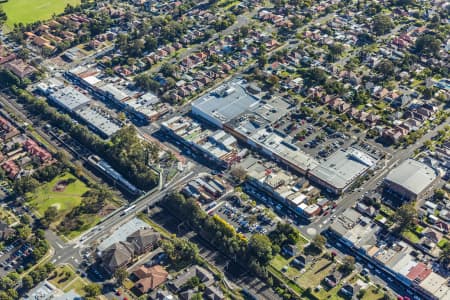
(0, 117, 20, 141)
(0, 49, 16, 65)
(406, 262, 432, 283)
(24, 139, 52, 163)
(132, 265, 168, 294)
(2, 160, 20, 179)
(4, 59, 37, 79)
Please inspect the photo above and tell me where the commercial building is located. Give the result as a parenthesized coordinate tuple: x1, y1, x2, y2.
(65, 66, 170, 123)
(38, 78, 91, 111)
(243, 126, 319, 175)
(191, 79, 260, 128)
(190, 79, 375, 194)
(327, 208, 450, 300)
(309, 148, 376, 194)
(37, 79, 124, 138)
(240, 156, 321, 218)
(161, 116, 242, 168)
(384, 159, 437, 201)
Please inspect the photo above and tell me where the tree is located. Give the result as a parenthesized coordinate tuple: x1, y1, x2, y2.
(415, 34, 442, 57)
(114, 268, 128, 286)
(372, 14, 393, 36)
(0, 7, 7, 26)
(439, 243, 450, 265)
(248, 234, 273, 266)
(304, 68, 327, 86)
(230, 167, 247, 182)
(396, 202, 417, 233)
(22, 275, 34, 290)
(162, 238, 200, 266)
(375, 59, 395, 79)
(83, 283, 101, 298)
(311, 234, 326, 251)
(328, 43, 345, 61)
(435, 189, 446, 200)
(160, 63, 178, 78)
(339, 255, 355, 275)
(269, 223, 300, 246)
(13, 176, 40, 195)
(16, 224, 32, 240)
(43, 206, 58, 224)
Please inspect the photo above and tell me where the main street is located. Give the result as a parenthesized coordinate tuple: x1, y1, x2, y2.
(299, 119, 449, 239)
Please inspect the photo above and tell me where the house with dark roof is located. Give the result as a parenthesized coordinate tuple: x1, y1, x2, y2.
(0, 221, 15, 240)
(127, 228, 161, 255)
(101, 241, 135, 273)
(168, 265, 214, 292)
(204, 286, 225, 300)
(281, 244, 298, 258)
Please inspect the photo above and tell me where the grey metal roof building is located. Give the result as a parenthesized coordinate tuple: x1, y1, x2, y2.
(75, 105, 122, 138)
(384, 159, 437, 200)
(308, 149, 373, 194)
(47, 85, 92, 112)
(191, 79, 260, 128)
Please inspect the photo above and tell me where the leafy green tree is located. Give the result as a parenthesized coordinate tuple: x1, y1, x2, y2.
(13, 176, 40, 195)
(83, 283, 101, 298)
(415, 34, 442, 56)
(372, 14, 393, 35)
(269, 223, 300, 246)
(160, 63, 178, 78)
(435, 189, 446, 200)
(114, 268, 128, 286)
(396, 203, 417, 233)
(16, 224, 32, 240)
(312, 234, 326, 251)
(304, 68, 327, 86)
(328, 43, 345, 61)
(375, 59, 395, 79)
(43, 206, 58, 224)
(0, 7, 7, 26)
(248, 234, 273, 266)
(22, 275, 34, 290)
(439, 243, 450, 265)
(339, 255, 355, 275)
(162, 238, 200, 266)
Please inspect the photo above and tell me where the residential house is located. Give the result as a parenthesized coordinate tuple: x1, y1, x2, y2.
(0, 221, 15, 240)
(0, 117, 20, 141)
(2, 160, 20, 179)
(132, 265, 169, 294)
(4, 59, 37, 79)
(126, 228, 161, 255)
(281, 244, 298, 258)
(168, 265, 214, 292)
(24, 139, 52, 163)
(101, 241, 135, 273)
(204, 286, 225, 300)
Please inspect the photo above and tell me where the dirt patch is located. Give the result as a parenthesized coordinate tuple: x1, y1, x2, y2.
(98, 204, 116, 217)
(53, 180, 69, 192)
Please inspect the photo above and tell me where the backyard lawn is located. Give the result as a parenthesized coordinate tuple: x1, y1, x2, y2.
(1, 0, 80, 28)
(297, 257, 336, 289)
(27, 172, 89, 219)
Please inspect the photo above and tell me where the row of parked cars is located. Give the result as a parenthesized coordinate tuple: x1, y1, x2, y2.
(1, 242, 32, 271)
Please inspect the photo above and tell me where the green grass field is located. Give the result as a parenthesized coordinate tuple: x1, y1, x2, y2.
(28, 172, 89, 219)
(1, 0, 80, 28)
